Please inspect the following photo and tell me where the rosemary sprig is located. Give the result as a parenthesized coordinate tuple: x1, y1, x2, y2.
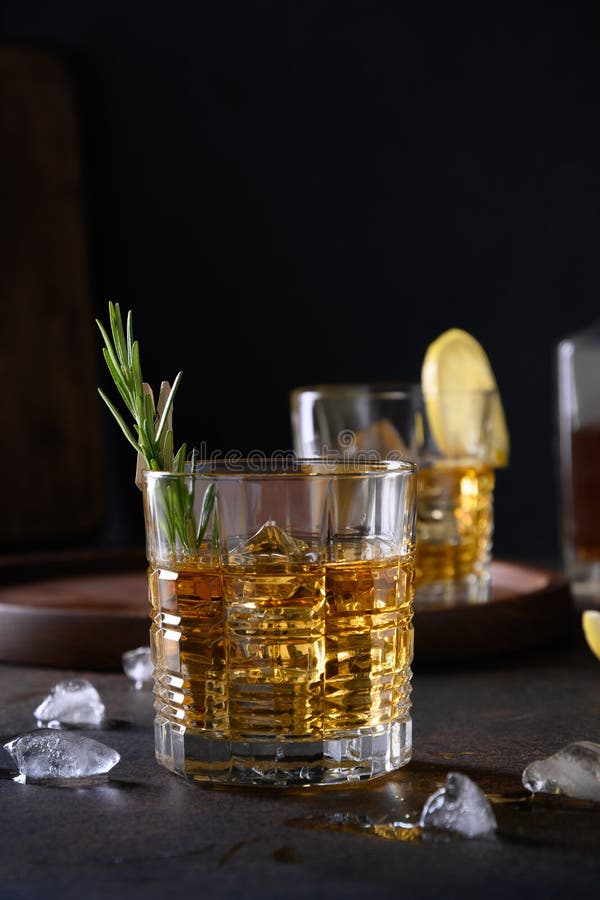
(96, 301, 214, 554)
(96, 301, 184, 473)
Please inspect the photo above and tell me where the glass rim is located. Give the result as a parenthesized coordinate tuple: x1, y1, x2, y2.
(291, 382, 499, 400)
(290, 381, 419, 401)
(142, 455, 417, 480)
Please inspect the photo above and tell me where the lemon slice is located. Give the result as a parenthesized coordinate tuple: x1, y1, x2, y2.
(582, 610, 600, 660)
(421, 328, 510, 466)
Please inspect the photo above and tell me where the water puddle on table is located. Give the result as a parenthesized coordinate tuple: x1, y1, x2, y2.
(285, 760, 599, 849)
(287, 812, 427, 843)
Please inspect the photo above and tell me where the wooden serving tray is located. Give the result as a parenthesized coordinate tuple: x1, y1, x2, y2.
(0, 550, 574, 671)
(0, 547, 149, 671)
(413, 559, 574, 667)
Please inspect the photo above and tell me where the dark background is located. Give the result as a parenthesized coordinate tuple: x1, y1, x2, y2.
(3, 1, 600, 565)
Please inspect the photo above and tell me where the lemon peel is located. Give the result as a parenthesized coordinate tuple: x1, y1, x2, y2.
(420, 328, 510, 467)
(582, 609, 600, 661)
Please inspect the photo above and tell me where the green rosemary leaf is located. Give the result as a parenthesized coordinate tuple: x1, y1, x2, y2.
(161, 429, 174, 471)
(101, 344, 127, 392)
(155, 371, 183, 446)
(157, 510, 172, 545)
(126, 310, 134, 366)
(138, 418, 157, 464)
(134, 393, 145, 430)
(177, 479, 196, 552)
(97, 388, 141, 455)
(173, 443, 187, 472)
(131, 341, 144, 408)
(170, 482, 191, 551)
(163, 485, 177, 544)
(185, 510, 196, 549)
(212, 503, 221, 554)
(143, 392, 156, 440)
(157, 422, 169, 456)
(102, 348, 134, 414)
(109, 301, 128, 368)
(196, 482, 216, 545)
(96, 318, 126, 385)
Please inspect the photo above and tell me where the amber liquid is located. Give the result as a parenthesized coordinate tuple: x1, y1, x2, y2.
(149, 555, 414, 747)
(571, 425, 600, 560)
(415, 462, 494, 590)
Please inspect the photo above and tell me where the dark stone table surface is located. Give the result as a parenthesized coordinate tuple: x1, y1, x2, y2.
(1, 605, 599, 900)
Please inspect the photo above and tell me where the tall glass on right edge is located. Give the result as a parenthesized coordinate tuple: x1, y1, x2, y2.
(290, 383, 501, 606)
(556, 322, 600, 600)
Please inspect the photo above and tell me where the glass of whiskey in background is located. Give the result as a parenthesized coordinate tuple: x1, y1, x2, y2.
(290, 383, 502, 605)
(557, 321, 600, 600)
(415, 387, 500, 604)
(142, 457, 416, 787)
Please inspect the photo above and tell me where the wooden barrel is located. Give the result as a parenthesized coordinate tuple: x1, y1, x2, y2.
(0, 47, 106, 549)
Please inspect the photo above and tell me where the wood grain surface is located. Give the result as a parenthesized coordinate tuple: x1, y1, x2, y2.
(413, 559, 573, 667)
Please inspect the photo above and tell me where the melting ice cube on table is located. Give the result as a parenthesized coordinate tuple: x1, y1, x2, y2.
(420, 772, 497, 837)
(522, 741, 600, 801)
(121, 646, 153, 689)
(3, 729, 120, 784)
(33, 678, 106, 728)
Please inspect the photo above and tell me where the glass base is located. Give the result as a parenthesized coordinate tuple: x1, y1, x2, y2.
(154, 717, 412, 787)
(415, 571, 490, 607)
